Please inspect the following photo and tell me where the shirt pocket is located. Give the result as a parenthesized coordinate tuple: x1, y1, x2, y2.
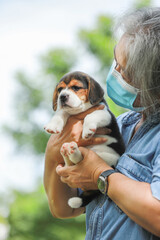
(116, 154, 152, 183)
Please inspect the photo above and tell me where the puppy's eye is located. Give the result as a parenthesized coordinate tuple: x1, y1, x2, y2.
(58, 87, 63, 93)
(71, 86, 82, 91)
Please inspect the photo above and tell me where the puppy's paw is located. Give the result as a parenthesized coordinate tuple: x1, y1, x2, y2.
(61, 142, 83, 164)
(60, 142, 71, 158)
(82, 122, 97, 139)
(44, 117, 64, 134)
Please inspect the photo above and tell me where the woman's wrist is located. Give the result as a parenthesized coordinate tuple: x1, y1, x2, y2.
(93, 165, 113, 187)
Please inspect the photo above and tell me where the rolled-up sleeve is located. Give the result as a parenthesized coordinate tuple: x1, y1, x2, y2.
(151, 142, 160, 200)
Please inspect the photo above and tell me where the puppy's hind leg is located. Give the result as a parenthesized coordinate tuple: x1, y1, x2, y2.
(60, 142, 84, 208)
(61, 143, 72, 166)
(60, 142, 83, 165)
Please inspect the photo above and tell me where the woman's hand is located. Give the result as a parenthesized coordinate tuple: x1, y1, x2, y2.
(45, 104, 111, 165)
(56, 147, 112, 191)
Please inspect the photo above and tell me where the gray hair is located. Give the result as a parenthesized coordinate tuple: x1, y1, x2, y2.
(116, 7, 160, 116)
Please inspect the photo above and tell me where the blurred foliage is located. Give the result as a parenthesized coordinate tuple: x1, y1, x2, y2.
(40, 48, 76, 79)
(134, 0, 151, 8)
(4, 48, 76, 155)
(79, 15, 115, 71)
(7, 187, 85, 240)
(2, 0, 153, 239)
(78, 14, 124, 116)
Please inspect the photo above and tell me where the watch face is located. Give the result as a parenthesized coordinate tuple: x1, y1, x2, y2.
(97, 176, 107, 194)
(97, 170, 115, 194)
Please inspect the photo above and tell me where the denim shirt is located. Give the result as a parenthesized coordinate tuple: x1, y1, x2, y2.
(85, 111, 160, 240)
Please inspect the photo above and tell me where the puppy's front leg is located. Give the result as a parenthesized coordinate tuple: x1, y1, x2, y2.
(44, 110, 69, 134)
(82, 109, 112, 139)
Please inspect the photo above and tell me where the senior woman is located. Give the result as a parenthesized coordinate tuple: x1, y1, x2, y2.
(44, 7, 160, 239)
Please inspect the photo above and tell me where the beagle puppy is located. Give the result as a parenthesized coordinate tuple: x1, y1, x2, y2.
(44, 71, 125, 208)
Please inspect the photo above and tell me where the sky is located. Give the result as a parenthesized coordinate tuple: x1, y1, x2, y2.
(0, 0, 159, 197)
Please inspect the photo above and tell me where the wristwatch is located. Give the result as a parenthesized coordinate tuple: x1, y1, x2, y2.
(97, 169, 116, 194)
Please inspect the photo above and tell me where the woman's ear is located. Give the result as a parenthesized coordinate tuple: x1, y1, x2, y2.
(88, 78, 104, 105)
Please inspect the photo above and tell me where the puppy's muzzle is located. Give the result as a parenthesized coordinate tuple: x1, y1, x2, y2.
(60, 94, 69, 105)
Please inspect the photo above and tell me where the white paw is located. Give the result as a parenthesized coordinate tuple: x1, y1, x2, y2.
(44, 116, 64, 134)
(68, 197, 83, 208)
(82, 121, 97, 139)
(82, 109, 112, 139)
(60, 142, 83, 164)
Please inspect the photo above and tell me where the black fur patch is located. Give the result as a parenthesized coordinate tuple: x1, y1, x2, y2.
(59, 71, 89, 89)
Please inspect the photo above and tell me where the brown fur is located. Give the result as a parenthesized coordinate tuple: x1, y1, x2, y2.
(53, 71, 104, 111)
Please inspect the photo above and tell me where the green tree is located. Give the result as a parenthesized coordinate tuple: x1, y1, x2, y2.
(78, 14, 125, 116)
(7, 187, 85, 240)
(134, 0, 152, 9)
(4, 48, 76, 154)
(3, 48, 87, 240)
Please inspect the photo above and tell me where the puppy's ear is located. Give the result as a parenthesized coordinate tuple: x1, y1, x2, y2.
(52, 86, 58, 111)
(88, 78, 104, 105)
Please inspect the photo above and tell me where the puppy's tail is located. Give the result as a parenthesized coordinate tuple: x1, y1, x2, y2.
(68, 197, 83, 208)
(68, 190, 100, 208)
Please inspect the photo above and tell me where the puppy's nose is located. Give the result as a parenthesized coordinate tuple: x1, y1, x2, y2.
(60, 94, 69, 104)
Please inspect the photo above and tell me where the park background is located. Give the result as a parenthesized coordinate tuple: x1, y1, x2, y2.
(0, 0, 159, 239)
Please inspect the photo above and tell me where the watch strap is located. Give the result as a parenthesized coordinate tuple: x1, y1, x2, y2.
(100, 169, 116, 178)
(98, 169, 116, 194)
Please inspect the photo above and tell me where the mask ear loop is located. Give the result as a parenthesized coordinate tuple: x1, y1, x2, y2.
(112, 68, 140, 95)
(142, 85, 160, 92)
(142, 99, 160, 112)
(140, 86, 160, 110)
(111, 59, 140, 95)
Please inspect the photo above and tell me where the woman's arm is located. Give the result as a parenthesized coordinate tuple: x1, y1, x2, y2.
(44, 135, 85, 218)
(44, 105, 109, 219)
(57, 147, 160, 236)
(108, 172, 160, 237)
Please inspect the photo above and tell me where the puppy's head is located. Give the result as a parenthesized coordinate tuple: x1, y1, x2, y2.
(53, 71, 104, 114)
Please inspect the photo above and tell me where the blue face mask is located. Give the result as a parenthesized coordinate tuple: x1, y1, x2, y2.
(106, 61, 144, 112)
